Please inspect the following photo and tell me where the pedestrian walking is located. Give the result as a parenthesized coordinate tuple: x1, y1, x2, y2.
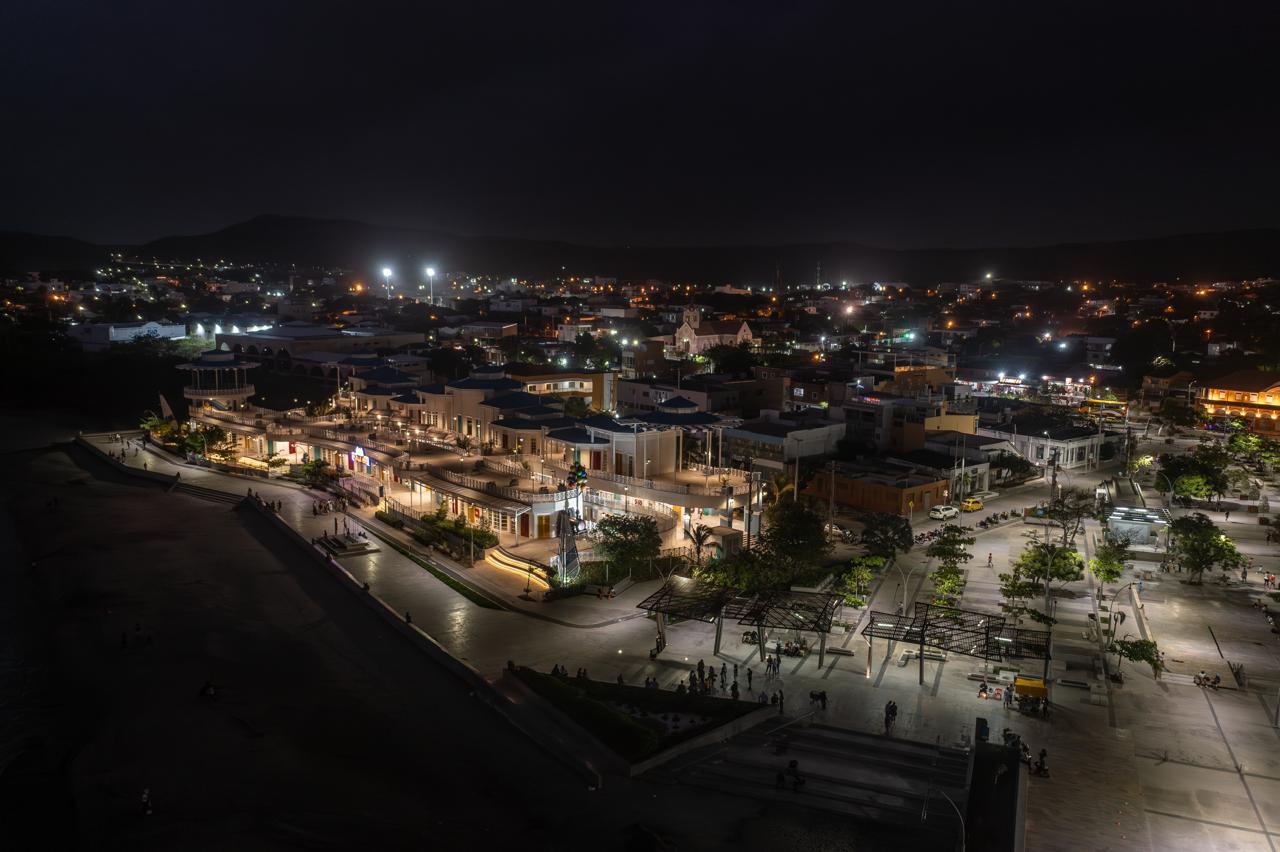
(1225, 510, 1231, 522)
(987, 553, 993, 567)
(720, 661, 727, 683)
(731, 681, 739, 700)
(747, 667, 753, 689)
(778, 689, 785, 714)
(733, 663, 738, 680)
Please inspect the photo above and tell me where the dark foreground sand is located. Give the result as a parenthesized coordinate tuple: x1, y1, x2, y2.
(0, 446, 925, 851)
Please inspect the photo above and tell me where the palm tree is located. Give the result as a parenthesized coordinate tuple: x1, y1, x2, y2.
(691, 524, 714, 566)
(768, 472, 794, 505)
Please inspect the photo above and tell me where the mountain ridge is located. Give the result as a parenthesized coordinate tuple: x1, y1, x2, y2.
(4, 214, 1280, 283)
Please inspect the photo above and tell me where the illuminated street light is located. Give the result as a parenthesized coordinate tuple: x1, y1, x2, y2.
(426, 266, 436, 305)
(381, 267, 393, 300)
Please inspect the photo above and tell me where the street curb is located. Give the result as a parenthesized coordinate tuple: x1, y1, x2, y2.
(360, 515, 653, 630)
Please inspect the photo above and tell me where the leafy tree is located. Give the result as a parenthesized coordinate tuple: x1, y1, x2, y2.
(140, 413, 177, 442)
(1168, 512, 1245, 584)
(571, 333, 621, 370)
(1158, 397, 1198, 427)
(990, 451, 1036, 483)
(836, 555, 882, 607)
(760, 498, 831, 577)
(560, 395, 594, 419)
(998, 559, 1049, 626)
(184, 424, 233, 461)
(697, 547, 787, 592)
(594, 514, 662, 579)
(703, 343, 758, 375)
(1110, 637, 1162, 678)
(1089, 536, 1130, 591)
(858, 512, 914, 569)
(496, 335, 545, 365)
(926, 524, 975, 603)
(300, 458, 331, 483)
(1044, 488, 1095, 548)
(1228, 431, 1261, 460)
(1013, 541, 1084, 617)
(691, 524, 714, 567)
(1173, 473, 1212, 501)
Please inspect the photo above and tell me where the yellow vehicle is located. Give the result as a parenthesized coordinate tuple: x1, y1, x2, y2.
(960, 497, 984, 512)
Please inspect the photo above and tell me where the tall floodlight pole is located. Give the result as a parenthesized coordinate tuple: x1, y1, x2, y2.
(381, 267, 393, 301)
(426, 266, 436, 305)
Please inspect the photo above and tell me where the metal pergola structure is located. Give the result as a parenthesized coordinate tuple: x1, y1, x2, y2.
(861, 602, 1052, 683)
(637, 578, 841, 666)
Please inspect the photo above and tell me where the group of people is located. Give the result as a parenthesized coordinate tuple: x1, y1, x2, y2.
(1194, 670, 1223, 689)
(1261, 573, 1278, 589)
(247, 489, 282, 512)
(311, 498, 345, 515)
(1003, 728, 1049, 776)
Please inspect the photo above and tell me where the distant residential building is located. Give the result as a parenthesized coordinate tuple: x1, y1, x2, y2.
(722, 411, 844, 470)
(1140, 370, 1195, 406)
(1198, 370, 1280, 433)
(69, 320, 187, 352)
(675, 319, 753, 355)
(618, 376, 764, 417)
(216, 323, 425, 361)
(843, 392, 977, 452)
(801, 464, 948, 516)
(619, 339, 668, 379)
(458, 320, 518, 340)
(977, 421, 1115, 470)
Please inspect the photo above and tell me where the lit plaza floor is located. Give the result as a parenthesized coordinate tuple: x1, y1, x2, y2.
(85, 432, 1280, 850)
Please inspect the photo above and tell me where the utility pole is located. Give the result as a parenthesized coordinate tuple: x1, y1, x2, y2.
(828, 460, 836, 523)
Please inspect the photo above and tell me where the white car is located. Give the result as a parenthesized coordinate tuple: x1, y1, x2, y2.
(929, 505, 960, 520)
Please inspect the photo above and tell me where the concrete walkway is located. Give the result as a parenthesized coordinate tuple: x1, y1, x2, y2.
(83, 432, 1280, 850)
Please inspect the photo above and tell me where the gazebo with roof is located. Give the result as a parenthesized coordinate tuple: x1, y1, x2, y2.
(636, 575, 840, 665)
(177, 350, 260, 409)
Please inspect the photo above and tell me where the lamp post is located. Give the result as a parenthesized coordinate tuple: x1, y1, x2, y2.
(381, 267, 393, 300)
(426, 266, 436, 305)
(921, 786, 966, 852)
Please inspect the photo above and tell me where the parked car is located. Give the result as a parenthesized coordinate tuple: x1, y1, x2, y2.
(960, 497, 985, 512)
(929, 505, 960, 520)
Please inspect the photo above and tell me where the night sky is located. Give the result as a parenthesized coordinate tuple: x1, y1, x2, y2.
(3, 1, 1277, 248)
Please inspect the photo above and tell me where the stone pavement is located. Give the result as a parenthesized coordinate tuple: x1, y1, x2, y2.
(83, 433, 1280, 850)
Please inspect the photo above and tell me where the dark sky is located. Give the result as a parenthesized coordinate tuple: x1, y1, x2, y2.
(2, 1, 1278, 248)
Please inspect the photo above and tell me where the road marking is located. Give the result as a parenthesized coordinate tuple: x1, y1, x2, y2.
(1144, 808, 1279, 837)
(1202, 690, 1276, 851)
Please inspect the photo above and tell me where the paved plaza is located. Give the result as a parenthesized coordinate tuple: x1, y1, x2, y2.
(74, 431, 1280, 850)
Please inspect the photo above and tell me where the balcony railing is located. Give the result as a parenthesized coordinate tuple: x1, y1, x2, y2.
(184, 384, 254, 400)
(432, 466, 576, 504)
(582, 493, 676, 532)
(544, 459, 750, 496)
(301, 426, 407, 460)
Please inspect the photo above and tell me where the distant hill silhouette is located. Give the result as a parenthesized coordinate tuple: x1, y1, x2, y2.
(4, 214, 1280, 282)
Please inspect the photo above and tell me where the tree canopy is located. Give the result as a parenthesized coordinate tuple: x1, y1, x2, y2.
(1089, 536, 1130, 590)
(1168, 512, 1245, 583)
(858, 512, 914, 566)
(703, 343, 758, 375)
(594, 515, 662, 579)
(759, 498, 831, 576)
